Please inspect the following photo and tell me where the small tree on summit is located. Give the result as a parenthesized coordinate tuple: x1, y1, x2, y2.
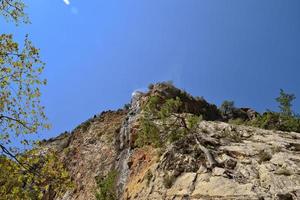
(276, 89, 296, 117)
(220, 100, 235, 117)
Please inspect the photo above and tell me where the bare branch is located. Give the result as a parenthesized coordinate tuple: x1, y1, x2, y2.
(194, 134, 218, 169)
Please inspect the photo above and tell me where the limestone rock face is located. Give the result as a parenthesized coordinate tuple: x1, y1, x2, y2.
(45, 110, 127, 200)
(45, 83, 300, 200)
(123, 121, 300, 200)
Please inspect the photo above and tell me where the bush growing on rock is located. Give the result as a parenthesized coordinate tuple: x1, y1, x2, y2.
(220, 100, 236, 118)
(228, 118, 245, 125)
(95, 170, 118, 200)
(187, 115, 202, 131)
(241, 111, 300, 133)
(135, 118, 161, 148)
(224, 89, 300, 133)
(137, 94, 203, 147)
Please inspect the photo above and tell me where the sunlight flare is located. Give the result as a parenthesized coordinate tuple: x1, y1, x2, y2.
(63, 0, 70, 5)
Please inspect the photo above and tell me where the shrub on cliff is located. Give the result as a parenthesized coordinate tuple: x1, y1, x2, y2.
(95, 170, 118, 200)
(135, 118, 161, 148)
(276, 89, 296, 117)
(220, 100, 236, 118)
(254, 112, 300, 132)
(136, 95, 202, 147)
(250, 90, 300, 132)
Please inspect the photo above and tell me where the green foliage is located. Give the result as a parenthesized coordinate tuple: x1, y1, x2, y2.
(276, 89, 296, 117)
(138, 95, 203, 147)
(138, 96, 184, 147)
(279, 115, 300, 132)
(144, 95, 161, 115)
(0, 34, 48, 145)
(228, 118, 245, 125)
(95, 170, 118, 200)
(0, 0, 29, 24)
(187, 115, 202, 131)
(0, 150, 73, 199)
(159, 97, 182, 118)
(0, 0, 48, 147)
(135, 118, 161, 148)
(167, 128, 187, 143)
(223, 90, 300, 133)
(0, 2, 73, 200)
(248, 111, 300, 133)
(258, 112, 284, 130)
(220, 100, 235, 116)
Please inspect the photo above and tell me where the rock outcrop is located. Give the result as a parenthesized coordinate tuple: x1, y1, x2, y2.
(44, 83, 300, 200)
(124, 121, 300, 200)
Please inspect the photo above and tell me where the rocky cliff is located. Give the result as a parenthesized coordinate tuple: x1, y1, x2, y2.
(44, 83, 300, 200)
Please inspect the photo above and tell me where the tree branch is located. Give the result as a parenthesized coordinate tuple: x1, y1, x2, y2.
(3, 0, 22, 12)
(0, 115, 32, 131)
(0, 143, 30, 170)
(194, 134, 218, 169)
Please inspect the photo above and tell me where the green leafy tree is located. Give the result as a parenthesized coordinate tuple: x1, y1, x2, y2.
(0, 0, 48, 147)
(220, 100, 235, 117)
(276, 89, 296, 117)
(247, 90, 300, 133)
(0, 0, 29, 24)
(0, 34, 48, 145)
(0, 1, 73, 199)
(137, 95, 202, 146)
(0, 149, 73, 199)
(135, 117, 161, 147)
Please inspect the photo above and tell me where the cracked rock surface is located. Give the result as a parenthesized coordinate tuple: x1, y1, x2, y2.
(123, 121, 300, 200)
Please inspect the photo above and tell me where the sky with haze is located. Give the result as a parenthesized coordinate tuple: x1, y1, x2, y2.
(3, 0, 300, 141)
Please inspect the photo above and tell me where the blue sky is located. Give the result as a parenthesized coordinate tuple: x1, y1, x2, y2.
(3, 0, 300, 140)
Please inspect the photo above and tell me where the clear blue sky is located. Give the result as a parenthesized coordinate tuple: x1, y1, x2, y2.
(3, 0, 300, 140)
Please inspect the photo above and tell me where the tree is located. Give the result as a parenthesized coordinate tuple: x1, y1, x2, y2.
(1, 0, 48, 147)
(220, 100, 235, 117)
(0, 149, 73, 199)
(0, 1, 73, 199)
(136, 95, 202, 146)
(136, 96, 188, 146)
(276, 89, 296, 117)
(138, 94, 217, 169)
(0, 34, 48, 146)
(248, 90, 300, 133)
(0, 0, 28, 24)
